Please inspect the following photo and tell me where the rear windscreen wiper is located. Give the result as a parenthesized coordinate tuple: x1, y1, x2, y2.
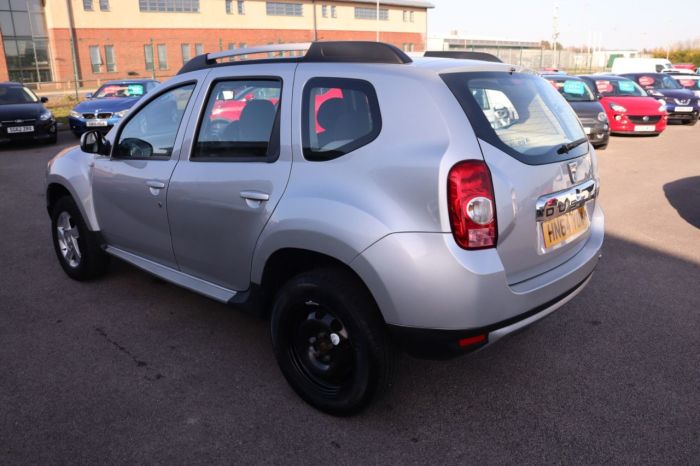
(557, 137, 588, 155)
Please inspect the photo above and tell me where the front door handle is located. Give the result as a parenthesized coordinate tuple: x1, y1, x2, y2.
(240, 191, 270, 201)
(146, 180, 166, 189)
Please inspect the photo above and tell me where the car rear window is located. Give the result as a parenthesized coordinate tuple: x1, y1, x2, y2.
(442, 72, 587, 164)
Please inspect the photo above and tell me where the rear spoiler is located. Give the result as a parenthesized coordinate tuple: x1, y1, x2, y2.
(424, 51, 503, 63)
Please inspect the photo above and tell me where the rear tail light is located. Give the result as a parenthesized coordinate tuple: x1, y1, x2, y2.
(447, 160, 497, 249)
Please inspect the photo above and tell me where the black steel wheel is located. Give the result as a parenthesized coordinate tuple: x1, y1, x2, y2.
(271, 267, 395, 416)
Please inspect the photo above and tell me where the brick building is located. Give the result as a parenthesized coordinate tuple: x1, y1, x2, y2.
(0, 0, 433, 85)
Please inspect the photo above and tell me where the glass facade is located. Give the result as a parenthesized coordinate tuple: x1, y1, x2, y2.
(0, 0, 52, 82)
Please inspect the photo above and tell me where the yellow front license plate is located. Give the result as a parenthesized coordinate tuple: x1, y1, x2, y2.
(541, 207, 590, 249)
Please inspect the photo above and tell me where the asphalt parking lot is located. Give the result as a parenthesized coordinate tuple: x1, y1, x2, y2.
(1, 128, 698, 464)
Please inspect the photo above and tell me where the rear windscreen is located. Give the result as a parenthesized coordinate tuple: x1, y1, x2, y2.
(442, 72, 587, 164)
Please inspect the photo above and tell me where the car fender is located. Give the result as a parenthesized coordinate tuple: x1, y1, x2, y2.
(249, 197, 393, 285)
(46, 145, 100, 231)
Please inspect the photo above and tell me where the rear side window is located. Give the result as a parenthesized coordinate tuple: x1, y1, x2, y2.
(302, 77, 381, 161)
(193, 79, 281, 161)
(443, 72, 587, 164)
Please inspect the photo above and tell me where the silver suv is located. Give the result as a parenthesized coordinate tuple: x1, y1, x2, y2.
(46, 42, 604, 415)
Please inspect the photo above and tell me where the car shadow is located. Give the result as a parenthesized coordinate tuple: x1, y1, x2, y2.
(664, 176, 700, 228)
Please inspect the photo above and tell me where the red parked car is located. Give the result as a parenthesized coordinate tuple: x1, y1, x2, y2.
(579, 75, 667, 135)
(672, 63, 697, 73)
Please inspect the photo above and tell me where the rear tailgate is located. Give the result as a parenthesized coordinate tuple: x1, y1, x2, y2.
(442, 70, 598, 284)
(480, 140, 597, 284)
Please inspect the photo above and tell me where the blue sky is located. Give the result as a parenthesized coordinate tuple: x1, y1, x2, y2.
(427, 0, 700, 50)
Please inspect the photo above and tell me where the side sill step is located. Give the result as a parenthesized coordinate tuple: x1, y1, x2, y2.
(104, 246, 238, 303)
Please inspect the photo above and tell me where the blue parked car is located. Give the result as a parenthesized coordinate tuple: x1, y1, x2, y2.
(68, 79, 159, 137)
(620, 73, 699, 126)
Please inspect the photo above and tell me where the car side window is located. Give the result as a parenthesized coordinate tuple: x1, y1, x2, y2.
(114, 83, 195, 160)
(192, 79, 281, 161)
(302, 77, 381, 161)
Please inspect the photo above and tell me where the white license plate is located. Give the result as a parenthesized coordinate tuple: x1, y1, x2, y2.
(634, 125, 656, 132)
(87, 120, 108, 127)
(7, 125, 34, 133)
(584, 127, 591, 135)
(674, 106, 693, 112)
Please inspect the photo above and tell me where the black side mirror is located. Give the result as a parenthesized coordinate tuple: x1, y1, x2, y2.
(80, 130, 110, 155)
(40, 96, 48, 103)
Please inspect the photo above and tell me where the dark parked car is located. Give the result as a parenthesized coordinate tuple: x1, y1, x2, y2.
(68, 79, 159, 136)
(620, 73, 699, 125)
(544, 75, 609, 149)
(0, 82, 57, 144)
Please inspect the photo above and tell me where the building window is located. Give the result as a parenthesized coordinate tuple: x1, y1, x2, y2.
(354, 7, 388, 20)
(195, 43, 204, 55)
(330, 5, 336, 17)
(410, 11, 414, 22)
(144, 44, 154, 71)
(239, 42, 246, 48)
(83, 0, 93, 11)
(266, 2, 302, 16)
(321, 4, 327, 17)
(402, 10, 407, 21)
(181, 43, 191, 64)
(237, 0, 245, 14)
(99, 0, 109, 11)
(157, 44, 168, 70)
(139, 0, 199, 12)
(0, 1, 53, 82)
(225, 0, 232, 13)
(88, 45, 101, 73)
(104, 45, 116, 72)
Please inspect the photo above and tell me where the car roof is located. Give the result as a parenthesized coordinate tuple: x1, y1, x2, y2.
(579, 75, 629, 81)
(0, 81, 26, 87)
(99, 79, 157, 85)
(541, 74, 582, 80)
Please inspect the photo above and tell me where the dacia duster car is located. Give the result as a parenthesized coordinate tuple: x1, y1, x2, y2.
(46, 42, 604, 415)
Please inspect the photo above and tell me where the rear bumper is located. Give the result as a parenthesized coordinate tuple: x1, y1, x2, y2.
(351, 203, 604, 349)
(388, 272, 593, 359)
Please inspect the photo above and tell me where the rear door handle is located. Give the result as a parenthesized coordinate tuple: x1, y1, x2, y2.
(240, 191, 270, 201)
(146, 180, 166, 189)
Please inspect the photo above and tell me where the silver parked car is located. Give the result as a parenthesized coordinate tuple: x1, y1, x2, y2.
(46, 42, 604, 415)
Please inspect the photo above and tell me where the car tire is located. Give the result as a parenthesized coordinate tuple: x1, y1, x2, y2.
(47, 133, 58, 144)
(593, 143, 608, 151)
(270, 267, 396, 416)
(51, 196, 109, 281)
(683, 117, 698, 126)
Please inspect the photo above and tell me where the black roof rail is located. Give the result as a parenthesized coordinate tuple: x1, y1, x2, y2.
(423, 51, 503, 63)
(177, 41, 412, 75)
(305, 41, 412, 64)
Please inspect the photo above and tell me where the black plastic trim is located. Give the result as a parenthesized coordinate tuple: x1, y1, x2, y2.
(387, 272, 593, 360)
